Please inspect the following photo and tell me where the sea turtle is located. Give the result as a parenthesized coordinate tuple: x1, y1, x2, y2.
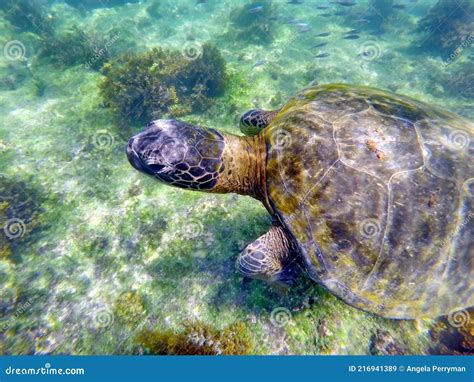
(126, 84, 473, 319)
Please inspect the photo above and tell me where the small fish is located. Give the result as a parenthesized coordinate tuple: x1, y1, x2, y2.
(319, 13, 333, 17)
(331, 0, 356, 6)
(313, 42, 328, 48)
(343, 34, 360, 39)
(370, 29, 385, 36)
(315, 32, 331, 37)
(287, 0, 304, 4)
(392, 4, 406, 9)
(249, 5, 263, 13)
(296, 23, 312, 33)
(345, 29, 360, 34)
(253, 60, 268, 68)
(286, 18, 301, 24)
(315, 4, 330, 9)
(315, 52, 330, 58)
(196, 0, 207, 4)
(354, 18, 369, 24)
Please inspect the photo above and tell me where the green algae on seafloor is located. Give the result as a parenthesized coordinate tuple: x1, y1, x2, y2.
(99, 44, 228, 125)
(136, 321, 254, 355)
(0, 174, 46, 263)
(38, 26, 116, 70)
(444, 64, 474, 100)
(114, 291, 147, 327)
(0, 0, 471, 356)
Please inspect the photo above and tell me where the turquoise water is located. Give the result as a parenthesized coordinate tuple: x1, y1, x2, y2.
(0, 0, 472, 355)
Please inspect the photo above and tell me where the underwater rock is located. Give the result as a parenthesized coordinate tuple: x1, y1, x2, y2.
(99, 44, 227, 125)
(370, 329, 407, 355)
(0, 0, 53, 35)
(146, 0, 164, 19)
(135, 321, 253, 355)
(416, 0, 474, 58)
(227, 0, 279, 45)
(39, 26, 118, 70)
(429, 308, 474, 355)
(0, 175, 45, 263)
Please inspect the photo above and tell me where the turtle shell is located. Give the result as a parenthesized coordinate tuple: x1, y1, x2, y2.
(264, 84, 474, 319)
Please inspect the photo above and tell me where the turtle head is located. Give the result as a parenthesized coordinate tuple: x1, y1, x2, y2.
(127, 119, 269, 206)
(127, 119, 226, 190)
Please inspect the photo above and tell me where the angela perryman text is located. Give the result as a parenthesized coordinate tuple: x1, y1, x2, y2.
(348, 365, 468, 374)
(403, 366, 467, 374)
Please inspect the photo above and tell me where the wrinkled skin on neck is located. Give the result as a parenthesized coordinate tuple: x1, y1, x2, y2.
(126, 119, 270, 208)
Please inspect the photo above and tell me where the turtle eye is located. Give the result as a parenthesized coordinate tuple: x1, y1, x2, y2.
(144, 121, 157, 130)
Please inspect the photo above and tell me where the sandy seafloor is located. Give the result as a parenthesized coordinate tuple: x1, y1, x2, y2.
(0, 0, 472, 355)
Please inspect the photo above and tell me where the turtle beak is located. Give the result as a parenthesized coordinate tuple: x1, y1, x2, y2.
(126, 136, 146, 172)
(126, 134, 168, 178)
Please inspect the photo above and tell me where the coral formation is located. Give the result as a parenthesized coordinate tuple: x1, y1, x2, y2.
(416, 0, 474, 57)
(99, 44, 227, 125)
(228, 0, 279, 45)
(136, 322, 253, 355)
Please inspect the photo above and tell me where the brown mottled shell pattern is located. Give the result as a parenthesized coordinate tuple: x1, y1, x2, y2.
(264, 84, 473, 319)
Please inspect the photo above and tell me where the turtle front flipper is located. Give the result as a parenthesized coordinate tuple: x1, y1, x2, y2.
(239, 109, 279, 136)
(236, 223, 298, 289)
